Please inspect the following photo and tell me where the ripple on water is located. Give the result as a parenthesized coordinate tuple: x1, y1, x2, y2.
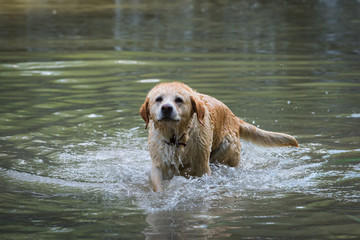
(2, 130, 357, 212)
(1, 128, 354, 212)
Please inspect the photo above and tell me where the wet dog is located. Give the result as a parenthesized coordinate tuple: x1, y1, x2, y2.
(140, 82, 298, 191)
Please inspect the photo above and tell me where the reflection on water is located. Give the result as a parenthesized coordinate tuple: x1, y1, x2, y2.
(1, 0, 360, 239)
(1, 0, 360, 55)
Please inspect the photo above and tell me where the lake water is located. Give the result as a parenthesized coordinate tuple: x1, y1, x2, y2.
(1, 0, 359, 239)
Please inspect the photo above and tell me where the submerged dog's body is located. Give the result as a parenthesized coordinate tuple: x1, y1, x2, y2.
(140, 82, 298, 191)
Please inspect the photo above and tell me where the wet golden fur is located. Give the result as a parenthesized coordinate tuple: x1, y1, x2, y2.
(140, 82, 298, 191)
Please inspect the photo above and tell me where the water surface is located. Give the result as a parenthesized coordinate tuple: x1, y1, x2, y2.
(1, 0, 360, 239)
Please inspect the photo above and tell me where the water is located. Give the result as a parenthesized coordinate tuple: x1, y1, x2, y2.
(1, 0, 360, 239)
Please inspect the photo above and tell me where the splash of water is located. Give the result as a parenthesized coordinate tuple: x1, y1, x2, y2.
(2, 129, 358, 213)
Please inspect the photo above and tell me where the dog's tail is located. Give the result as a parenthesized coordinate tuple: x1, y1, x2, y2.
(238, 119, 299, 147)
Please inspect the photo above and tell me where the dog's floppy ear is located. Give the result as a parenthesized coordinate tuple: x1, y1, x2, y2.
(190, 95, 205, 126)
(139, 97, 150, 129)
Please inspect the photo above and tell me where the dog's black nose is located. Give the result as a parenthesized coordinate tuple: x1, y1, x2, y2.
(161, 103, 173, 117)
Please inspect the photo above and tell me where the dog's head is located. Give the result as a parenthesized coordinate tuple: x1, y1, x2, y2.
(140, 82, 205, 129)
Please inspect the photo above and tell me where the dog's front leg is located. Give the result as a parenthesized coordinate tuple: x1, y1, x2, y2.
(151, 165, 163, 192)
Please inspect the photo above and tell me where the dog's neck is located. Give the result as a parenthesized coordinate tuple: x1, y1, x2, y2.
(163, 133, 187, 147)
(153, 117, 194, 148)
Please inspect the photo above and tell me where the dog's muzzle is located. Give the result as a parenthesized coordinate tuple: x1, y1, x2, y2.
(161, 103, 173, 117)
(158, 103, 178, 122)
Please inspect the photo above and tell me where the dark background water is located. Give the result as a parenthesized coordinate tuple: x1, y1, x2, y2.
(1, 0, 359, 239)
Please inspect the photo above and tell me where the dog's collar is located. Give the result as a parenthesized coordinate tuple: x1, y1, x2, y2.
(163, 133, 187, 148)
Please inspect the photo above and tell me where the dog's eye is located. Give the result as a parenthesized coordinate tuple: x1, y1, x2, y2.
(155, 96, 163, 102)
(175, 97, 184, 103)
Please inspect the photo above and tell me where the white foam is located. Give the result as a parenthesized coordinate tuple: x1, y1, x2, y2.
(3, 130, 358, 212)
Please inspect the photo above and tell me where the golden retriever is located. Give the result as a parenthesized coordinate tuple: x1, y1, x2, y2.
(140, 82, 298, 191)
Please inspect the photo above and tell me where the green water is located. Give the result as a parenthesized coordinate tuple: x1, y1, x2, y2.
(1, 0, 360, 239)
